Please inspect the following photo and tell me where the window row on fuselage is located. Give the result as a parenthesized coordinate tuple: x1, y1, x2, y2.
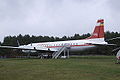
(40, 42, 79, 47)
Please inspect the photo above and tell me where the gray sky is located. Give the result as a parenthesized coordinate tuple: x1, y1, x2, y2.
(0, 0, 120, 42)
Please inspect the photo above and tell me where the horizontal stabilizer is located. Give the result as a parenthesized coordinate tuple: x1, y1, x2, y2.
(86, 43, 116, 46)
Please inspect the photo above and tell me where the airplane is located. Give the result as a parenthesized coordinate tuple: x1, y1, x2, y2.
(0, 19, 115, 58)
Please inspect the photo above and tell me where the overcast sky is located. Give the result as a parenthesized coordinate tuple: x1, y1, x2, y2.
(0, 0, 120, 42)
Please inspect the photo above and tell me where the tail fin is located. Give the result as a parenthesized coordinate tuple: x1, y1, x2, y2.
(87, 19, 104, 39)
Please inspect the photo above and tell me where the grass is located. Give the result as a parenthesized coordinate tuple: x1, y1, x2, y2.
(0, 56, 120, 80)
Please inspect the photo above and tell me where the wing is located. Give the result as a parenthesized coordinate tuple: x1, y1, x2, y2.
(0, 46, 34, 50)
(112, 47, 120, 52)
(0, 45, 56, 52)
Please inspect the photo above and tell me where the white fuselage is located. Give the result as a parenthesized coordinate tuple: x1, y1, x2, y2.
(20, 38, 107, 53)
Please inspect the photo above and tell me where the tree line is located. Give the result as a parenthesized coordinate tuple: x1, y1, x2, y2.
(0, 31, 120, 57)
(1, 33, 91, 46)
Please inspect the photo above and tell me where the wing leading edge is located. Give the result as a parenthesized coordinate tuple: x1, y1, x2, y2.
(0, 45, 54, 52)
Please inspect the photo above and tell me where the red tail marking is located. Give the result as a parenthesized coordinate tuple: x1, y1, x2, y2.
(87, 19, 104, 39)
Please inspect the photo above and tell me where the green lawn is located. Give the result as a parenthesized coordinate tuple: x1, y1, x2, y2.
(0, 56, 120, 80)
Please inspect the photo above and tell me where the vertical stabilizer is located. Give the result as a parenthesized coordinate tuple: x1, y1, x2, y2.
(87, 19, 104, 39)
